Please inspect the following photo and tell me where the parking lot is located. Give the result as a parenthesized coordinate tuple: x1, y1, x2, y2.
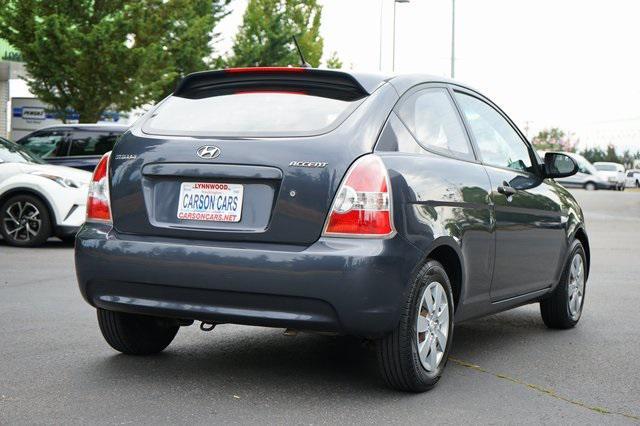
(1, 189, 639, 424)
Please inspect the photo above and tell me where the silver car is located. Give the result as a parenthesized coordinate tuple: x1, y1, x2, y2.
(541, 152, 608, 190)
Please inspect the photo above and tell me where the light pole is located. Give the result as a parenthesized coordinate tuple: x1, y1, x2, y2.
(392, 0, 410, 72)
(450, 0, 456, 78)
(379, 0, 384, 71)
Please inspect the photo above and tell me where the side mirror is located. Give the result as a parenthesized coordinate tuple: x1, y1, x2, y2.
(543, 153, 578, 178)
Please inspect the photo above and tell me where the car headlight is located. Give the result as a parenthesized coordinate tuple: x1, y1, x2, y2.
(30, 172, 80, 188)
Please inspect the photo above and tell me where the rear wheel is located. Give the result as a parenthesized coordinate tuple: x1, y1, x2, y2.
(540, 241, 586, 329)
(97, 309, 179, 355)
(584, 182, 596, 191)
(0, 194, 52, 247)
(376, 260, 454, 392)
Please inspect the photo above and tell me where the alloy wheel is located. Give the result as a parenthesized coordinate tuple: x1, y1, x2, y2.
(567, 253, 585, 320)
(3, 201, 42, 243)
(416, 281, 450, 372)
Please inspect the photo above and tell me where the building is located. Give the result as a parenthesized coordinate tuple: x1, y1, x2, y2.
(0, 60, 28, 138)
(1, 39, 28, 138)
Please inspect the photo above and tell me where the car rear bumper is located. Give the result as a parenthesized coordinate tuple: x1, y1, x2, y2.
(55, 225, 79, 238)
(75, 225, 424, 338)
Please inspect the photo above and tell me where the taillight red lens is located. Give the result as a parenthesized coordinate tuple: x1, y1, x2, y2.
(86, 152, 112, 223)
(323, 155, 394, 237)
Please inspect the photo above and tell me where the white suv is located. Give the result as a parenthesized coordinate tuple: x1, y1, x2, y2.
(594, 162, 626, 191)
(626, 170, 640, 188)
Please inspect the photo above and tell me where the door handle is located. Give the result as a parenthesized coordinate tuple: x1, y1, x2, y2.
(497, 182, 517, 196)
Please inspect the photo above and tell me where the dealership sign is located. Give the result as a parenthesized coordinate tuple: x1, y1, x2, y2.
(10, 97, 120, 139)
(12, 104, 79, 124)
(13, 106, 53, 122)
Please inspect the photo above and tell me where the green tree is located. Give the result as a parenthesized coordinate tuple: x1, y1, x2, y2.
(229, 0, 323, 68)
(531, 127, 578, 152)
(0, 0, 230, 123)
(580, 147, 606, 163)
(325, 51, 343, 69)
(159, 0, 231, 95)
(581, 145, 640, 167)
(604, 144, 619, 162)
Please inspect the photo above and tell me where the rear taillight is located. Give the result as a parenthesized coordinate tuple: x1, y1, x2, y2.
(86, 152, 112, 223)
(323, 155, 394, 237)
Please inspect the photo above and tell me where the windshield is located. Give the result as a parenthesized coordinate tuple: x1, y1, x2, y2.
(143, 92, 363, 137)
(0, 138, 43, 164)
(595, 164, 617, 172)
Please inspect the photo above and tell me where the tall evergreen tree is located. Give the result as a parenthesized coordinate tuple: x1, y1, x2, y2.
(229, 0, 323, 68)
(325, 51, 343, 69)
(0, 0, 230, 123)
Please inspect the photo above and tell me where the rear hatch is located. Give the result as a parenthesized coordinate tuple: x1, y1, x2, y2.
(109, 68, 397, 245)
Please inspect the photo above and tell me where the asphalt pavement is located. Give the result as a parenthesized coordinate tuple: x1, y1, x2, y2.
(1, 189, 639, 425)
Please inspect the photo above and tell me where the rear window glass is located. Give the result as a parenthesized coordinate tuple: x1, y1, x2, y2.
(69, 131, 120, 156)
(595, 164, 617, 171)
(142, 92, 363, 137)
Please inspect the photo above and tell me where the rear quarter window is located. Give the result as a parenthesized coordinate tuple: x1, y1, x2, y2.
(142, 92, 364, 137)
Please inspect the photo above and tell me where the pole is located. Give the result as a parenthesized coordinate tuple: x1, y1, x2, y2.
(392, 1, 397, 72)
(451, 0, 456, 78)
(379, 0, 384, 71)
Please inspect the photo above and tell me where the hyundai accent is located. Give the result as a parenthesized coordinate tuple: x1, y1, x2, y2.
(75, 68, 589, 392)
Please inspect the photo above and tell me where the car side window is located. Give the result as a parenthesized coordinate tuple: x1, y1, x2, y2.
(578, 162, 591, 174)
(454, 92, 534, 173)
(19, 130, 68, 158)
(397, 88, 474, 161)
(69, 131, 119, 156)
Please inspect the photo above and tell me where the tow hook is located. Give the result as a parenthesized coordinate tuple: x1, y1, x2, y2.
(200, 322, 216, 332)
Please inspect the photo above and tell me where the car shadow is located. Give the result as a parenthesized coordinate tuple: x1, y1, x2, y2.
(0, 237, 74, 249)
(83, 307, 549, 394)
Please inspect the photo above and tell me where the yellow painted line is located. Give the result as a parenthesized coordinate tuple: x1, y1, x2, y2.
(449, 358, 640, 422)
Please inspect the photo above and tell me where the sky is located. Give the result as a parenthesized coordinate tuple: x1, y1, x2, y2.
(216, 0, 640, 151)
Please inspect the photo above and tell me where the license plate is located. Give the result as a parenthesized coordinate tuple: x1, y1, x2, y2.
(177, 182, 243, 222)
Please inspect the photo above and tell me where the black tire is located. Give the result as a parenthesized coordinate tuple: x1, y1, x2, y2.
(0, 194, 52, 247)
(584, 182, 596, 191)
(97, 309, 179, 355)
(540, 240, 587, 329)
(376, 260, 454, 392)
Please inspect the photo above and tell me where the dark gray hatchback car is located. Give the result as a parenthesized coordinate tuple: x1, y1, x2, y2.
(75, 68, 589, 391)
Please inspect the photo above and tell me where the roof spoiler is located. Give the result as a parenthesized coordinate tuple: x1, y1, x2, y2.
(174, 67, 370, 101)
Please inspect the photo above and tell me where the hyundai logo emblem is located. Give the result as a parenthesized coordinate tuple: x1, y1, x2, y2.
(196, 145, 221, 159)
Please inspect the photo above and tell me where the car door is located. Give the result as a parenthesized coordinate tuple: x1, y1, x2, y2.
(377, 85, 495, 314)
(452, 89, 566, 301)
(17, 128, 70, 164)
